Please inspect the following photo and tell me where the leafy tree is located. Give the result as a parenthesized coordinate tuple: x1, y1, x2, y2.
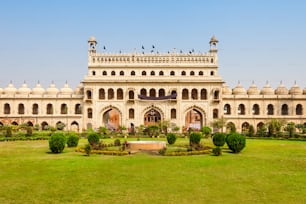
(159, 120, 170, 134)
(226, 123, 236, 133)
(285, 122, 296, 138)
(211, 117, 227, 133)
(267, 119, 286, 137)
(148, 125, 159, 137)
(201, 126, 212, 138)
(248, 125, 255, 137)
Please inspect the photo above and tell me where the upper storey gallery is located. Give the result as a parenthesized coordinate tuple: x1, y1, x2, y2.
(86, 36, 220, 80)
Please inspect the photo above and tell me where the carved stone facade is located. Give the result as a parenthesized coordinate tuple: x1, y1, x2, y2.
(0, 36, 305, 132)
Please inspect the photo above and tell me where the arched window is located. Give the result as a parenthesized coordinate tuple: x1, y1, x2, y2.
(149, 89, 156, 97)
(102, 71, 107, 76)
(120, 71, 124, 76)
(191, 89, 198, 100)
(108, 89, 114, 99)
(190, 71, 195, 76)
(87, 108, 92, 118)
(61, 104, 68, 114)
(252, 104, 260, 115)
(296, 104, 303, 115)
(281, 104, 288, 115)
(224, 104, 231, 115)
(4, 103, 10, 114)
(129, 108, 134, 119)
(211, 58, 214, 63)
(47, 104, 53, 115)
(159, 71, 164, 76)
(213, 109, 218, 119)
(86, 90, 92, 99)
(159, 89, 165, 97)
(41, 121, 48, 130)
(238, 104, 245, 115)
(181, 71, 186, 76)
(150, 71, 155, 76)
(129, 90, 134, 99)
(18, 103, 25, 114)
(210, 71, 215, 76)
(267, 104, 274, 115)
(171, 109, 176, 119)
(214, 90, 219, 99)
(142, 71, 146, 76)
(170, 71, 175, 76)
(75, 104, 81, 114)
(242, 122, 250, 133)
(131, 71, 135, 76)
(200, 89, 207, 100)
(171, 90, 177, 99)
(199, 71, 204, 76)
(111, 71, 116, 76)
(117, 88, 123, 100)
(140, 88, 147, 96)
(182, 89, 189, 100)
(92, 71, 96, 76)
(99, 88, 105, 99)
(32, 104, 38, 115)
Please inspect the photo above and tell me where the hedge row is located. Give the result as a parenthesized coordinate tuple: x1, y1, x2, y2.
(75, 147, 129, 156)
(164, 149, 211, 156)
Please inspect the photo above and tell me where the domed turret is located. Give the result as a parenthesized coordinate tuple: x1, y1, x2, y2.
(275, 81, 289, 95)
(4, 82, 17, 94)
(74, 83, 84, 95)
(46, 82, 59, 94)
(232, 82, 246, 95)
(222, 83, 232, 95)
(303, 87, 306, 95)
(60, 82, 73, 94)
(261, 82, 274, 95)
(289, 82, 302, 95)
(18, 82, 31, 94)
(247, 82, 260, 95)
(32, 82, 45, 95)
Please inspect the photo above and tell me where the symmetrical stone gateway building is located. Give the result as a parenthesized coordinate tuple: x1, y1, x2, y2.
(0, 36, 305, 132)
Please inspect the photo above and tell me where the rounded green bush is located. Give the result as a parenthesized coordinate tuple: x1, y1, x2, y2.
(49, 132, 66, 153)
(226, 133, 246, 153)
(87, 132, 100, 145)
(166, 133, 177, 145)
(212, 132, 226, 147)
(114, 138, 121, 146)
(212, 146, 222, 156)
(189, 132, 202, 145)
(66, 132, 79, 147)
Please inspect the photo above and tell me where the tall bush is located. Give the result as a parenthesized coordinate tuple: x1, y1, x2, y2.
(49, 132, 66, 153)
(189, 132, 202, 145)
(226, 133, 246, 153)
(201, 126, 212, 138)
(87, 132, 100, 145)
(166, 133, 177, 145)
(212, 132, 226, 147)
(66, 132, 79, 147)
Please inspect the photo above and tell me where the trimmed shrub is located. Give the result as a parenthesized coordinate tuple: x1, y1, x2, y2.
(212, 132, 226, 147)
(84, 143, 92, 156)
(189, 132, 202, 145)
(166, 133, 177, 145)
(87, 132, 100, 145)
(226, 133, 246, 153)
(49, 132, 66, 153)
(201, 126, 212, 138)
(212, 146, 222, 156)
(114, 139, 121, 146)
(66, 132, 79, 147)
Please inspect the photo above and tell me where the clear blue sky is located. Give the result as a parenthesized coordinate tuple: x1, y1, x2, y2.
(0, 0, 306, 89)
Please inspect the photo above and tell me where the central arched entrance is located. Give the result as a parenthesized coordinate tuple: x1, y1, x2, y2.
(103, 109, 121, 131)
(144, 109, 161, 126)
(185, 109, 203, 131)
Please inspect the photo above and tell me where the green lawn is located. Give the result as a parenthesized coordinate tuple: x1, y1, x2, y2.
(0, 138, 305, 204)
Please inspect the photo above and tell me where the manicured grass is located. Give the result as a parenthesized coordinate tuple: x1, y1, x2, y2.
(0, 138, 305, 203)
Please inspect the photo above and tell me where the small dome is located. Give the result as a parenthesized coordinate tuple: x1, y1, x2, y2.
(210, 35, 218, 43)
(247, 82, 260, 95)
(261, 82, 274, 95)
(4, 82, 17, 94)
(232, 82, 247, 95)
(275, 82, 289, 95)
(289, 82, 302, 95)
(32, 82, 45, 94)
(303, 87, 306, 95)
(60, 82, 73, 94)
(46, 82, 59, 94)
(222, 84, 232, 95)
(88, 36, 96, 42)
(18, 82, 31, 94)
(74, 83, 84, 94)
